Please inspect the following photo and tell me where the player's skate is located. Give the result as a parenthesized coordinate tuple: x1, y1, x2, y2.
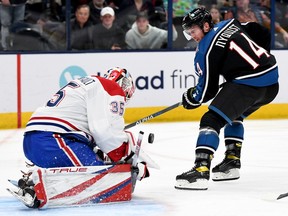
(7, 171, 40, 208)
(212, 142, 241, 181)
(175, 153, 213, 190)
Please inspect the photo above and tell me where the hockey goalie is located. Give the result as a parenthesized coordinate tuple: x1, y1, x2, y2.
(7, 67, 157, 208)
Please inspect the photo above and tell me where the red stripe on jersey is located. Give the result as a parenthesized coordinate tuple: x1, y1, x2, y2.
(53, 134, 82, 166)
(30, 116, 80, 131)
(97, 77, 125, 97)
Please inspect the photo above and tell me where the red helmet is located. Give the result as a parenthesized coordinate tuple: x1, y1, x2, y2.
(104, 67, 135, 103)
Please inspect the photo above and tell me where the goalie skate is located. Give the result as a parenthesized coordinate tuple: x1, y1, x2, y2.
(7, 187, 40, 208)
(8, 179, 18, 187)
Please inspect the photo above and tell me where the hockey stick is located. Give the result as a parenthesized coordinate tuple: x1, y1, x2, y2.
(125, 102, 182, 129)
(131, 131, 144, 193)
(277, 192, 288, 200)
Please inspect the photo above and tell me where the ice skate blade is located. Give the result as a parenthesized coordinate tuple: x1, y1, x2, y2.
(174, 179, 208, 190)
(212, 168, 240, 181)
(6, 188, 37, 208)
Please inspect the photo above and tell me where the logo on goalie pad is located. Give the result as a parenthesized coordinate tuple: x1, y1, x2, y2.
(33, 164, 132, 208)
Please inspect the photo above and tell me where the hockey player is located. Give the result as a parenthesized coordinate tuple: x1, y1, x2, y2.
(17, 67, 150, 207)
(175, 8, 279, 190)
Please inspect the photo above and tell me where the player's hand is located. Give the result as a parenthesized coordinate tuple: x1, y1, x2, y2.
(120, 131, 136, 163)
(132, 162, 150, 181)
(182, 87, 201, 109)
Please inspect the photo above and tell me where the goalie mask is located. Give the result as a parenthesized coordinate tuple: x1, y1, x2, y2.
(104, 67, 135, 103)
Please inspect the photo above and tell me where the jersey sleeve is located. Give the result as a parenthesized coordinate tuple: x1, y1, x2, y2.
(193, 39, 221, 104)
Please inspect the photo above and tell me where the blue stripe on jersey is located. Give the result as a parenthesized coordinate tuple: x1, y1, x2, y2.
(26, 122, 71, 132)
(209, 105, 233, 125)
(233, 67, 279, 86)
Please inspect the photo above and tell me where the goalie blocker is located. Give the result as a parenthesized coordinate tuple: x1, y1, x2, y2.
(31, 164, 132, 208)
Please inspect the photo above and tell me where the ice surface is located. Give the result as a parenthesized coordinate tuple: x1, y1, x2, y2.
(0, 120, 287, 216)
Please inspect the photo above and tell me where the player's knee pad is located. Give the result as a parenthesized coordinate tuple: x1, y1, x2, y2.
(196, 127, 219, 152)
(200, 110, 226, 134)
(224, 119, 244, 144)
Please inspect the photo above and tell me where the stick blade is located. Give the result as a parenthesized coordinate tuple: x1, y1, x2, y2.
(277, 192, 288, 200)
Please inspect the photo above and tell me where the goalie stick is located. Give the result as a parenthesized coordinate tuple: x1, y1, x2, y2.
(131, 131, 144, 193)
(125, 102, 182, 129)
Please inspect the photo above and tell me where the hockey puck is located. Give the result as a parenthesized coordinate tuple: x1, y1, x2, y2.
(148, 133, 154, 144)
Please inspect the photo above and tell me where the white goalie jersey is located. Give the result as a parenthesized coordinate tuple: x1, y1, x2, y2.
(25, 75, 128, 159)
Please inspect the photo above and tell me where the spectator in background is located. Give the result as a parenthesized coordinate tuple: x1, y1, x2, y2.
(116, 0, 155, 32)
(148, 0, 166, 28)
(92, 6, 126, 50)
(43, 4, 94, 50)
(106, 0, 121, 13)
(197, 0, 217, 10)
(50, 0, 65, 22)
(71, 0, 91, 14)
(224, 0, 288, 48)
(70, 4, 94, 50)
(125, 11, 177, 49)
(210, 5, 222, 24)
(88, 0, 108, 25)
(0, 0, 27, 50)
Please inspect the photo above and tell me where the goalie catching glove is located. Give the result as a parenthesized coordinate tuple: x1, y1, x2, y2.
(182, 86, 201, 109)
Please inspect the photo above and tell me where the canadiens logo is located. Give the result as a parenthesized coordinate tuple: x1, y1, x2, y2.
(195, 62, 203, 76)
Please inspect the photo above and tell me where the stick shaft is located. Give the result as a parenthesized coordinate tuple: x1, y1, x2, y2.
(125, 102, 182, 129)
(277, 192, 288, 200)
(131, 131, 144, 192)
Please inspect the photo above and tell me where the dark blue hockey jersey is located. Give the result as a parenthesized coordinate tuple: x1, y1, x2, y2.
(193, 19, 279, 104)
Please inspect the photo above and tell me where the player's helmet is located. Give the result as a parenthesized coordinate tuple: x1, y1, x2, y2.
(182, 7, 213, 31)
(104, 67, 135, 103)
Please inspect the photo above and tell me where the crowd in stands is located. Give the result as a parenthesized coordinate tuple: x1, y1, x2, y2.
(0, 0, 288, 51)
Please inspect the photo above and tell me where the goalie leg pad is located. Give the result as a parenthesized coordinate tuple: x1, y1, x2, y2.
(32, 164, 132, 208)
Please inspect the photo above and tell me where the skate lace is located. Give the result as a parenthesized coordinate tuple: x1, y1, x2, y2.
(20, 162, 35, 182)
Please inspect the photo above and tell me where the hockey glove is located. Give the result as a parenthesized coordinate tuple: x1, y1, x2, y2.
(182, 87, 201, 109)
(120, 131, 136, 163)
(132, 162, 150, 181)
(106, 131, 136, 163)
